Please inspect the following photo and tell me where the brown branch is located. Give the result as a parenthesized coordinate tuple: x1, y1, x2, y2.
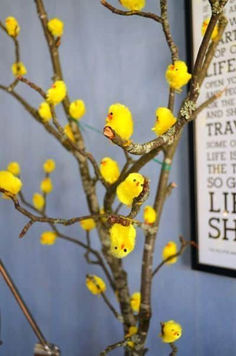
(100, 0, 162, 23)
(100, 335, 139, 356)
(169, 342, 178, 356)
(0, 20, 20, 63)
(160, 0, 178, 62)
(17, 76, 46, 98)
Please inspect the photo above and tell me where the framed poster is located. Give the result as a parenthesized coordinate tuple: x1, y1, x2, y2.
(187, 0, 236, 277)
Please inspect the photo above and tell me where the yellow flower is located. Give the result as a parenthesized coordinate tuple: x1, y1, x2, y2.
(126, 326, 138, 348)
(7, 162, 21, 176)
(64, 123, 75, 142)
(11, 62, 27, 77)
(201, 18, 218, 41)
(0, 171, 22, 196)
(47, 80, 67, 105)
(40, 231, 57, 245)
(43, 159, 56, 173)
(130, 292, 141, 313)
(38, 102, 52, 122)
(162, 241, 178, 264)
(80, 218, 96, 231)
(40, 177, 53, 194)
(160, 320, 182, 343)
(33, 193, 45, 211)
(69, 100, 86, 120)
(47, 18, 64, 37)
(5, 16, 20, 37)
(86, 275, 106, 295)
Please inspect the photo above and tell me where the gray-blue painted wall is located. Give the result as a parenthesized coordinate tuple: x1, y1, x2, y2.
(0, 1, 235, 355)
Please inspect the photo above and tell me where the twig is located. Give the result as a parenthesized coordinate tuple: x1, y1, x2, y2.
(100, 0, 162, 23)
(17, 76, 46, 99)
(99, 336, 135, 356)
(152, 236, 198, 277)
(169, 342, 178, 356)
(86, 275, 122, 321)
(160, 1, 178, 62)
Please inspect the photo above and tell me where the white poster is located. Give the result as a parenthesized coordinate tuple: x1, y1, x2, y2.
(191, 0, 236, 275)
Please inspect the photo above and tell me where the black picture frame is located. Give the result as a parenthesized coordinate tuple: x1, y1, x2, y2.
(185, 0, 236, 278)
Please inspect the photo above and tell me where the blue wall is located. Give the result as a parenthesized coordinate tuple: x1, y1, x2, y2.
(0, 1, 235, 355)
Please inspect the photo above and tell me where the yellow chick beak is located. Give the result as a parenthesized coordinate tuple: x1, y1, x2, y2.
(170, 65, 175, 71)
(101, 161, 106, 166)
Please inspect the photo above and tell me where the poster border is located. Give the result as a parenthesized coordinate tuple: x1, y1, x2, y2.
(185, 0, 236, 278)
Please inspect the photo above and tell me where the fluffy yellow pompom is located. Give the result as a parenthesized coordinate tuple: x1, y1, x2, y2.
(109, 223, 136, 258)
(7, 162, 21, 176)
(43, 159, 56, 173)
(100, 157, 120, 184)
(0, 171, 22, 195)
(47, 18, 64, 37)
(40, 177, 53, 194)
(47, 80, 67, 105)
(40, 231, 57, 245)
(86, 274, 106, 295)
(202, 18, 218, 41)
(152, 107, 177, 136)
(130, 292, 141, 313)
(69, 100, 86, 120)
(116, 173, 144, 206)
(160, 320, 182, 343)
(5, 17, 20, 37)
(143, 206, 156, 225)
(126, 326, 138, 348)
(38, 102, 52, 122)
(11, 62, 27, 77)
(64, 124, 75, 142)
(120, 0, 146, 11)
(80, 218, 96, 231)
(165, 61, 192, 91)
(162, 241, 178, 264)
(105, 103, 133, 141)
(33, 193, 45, 211)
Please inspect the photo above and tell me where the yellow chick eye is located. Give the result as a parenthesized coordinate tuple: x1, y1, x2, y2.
(133, 179, 136, 182)
(114, 246, 118, 250)
(124, 248, 127, 253)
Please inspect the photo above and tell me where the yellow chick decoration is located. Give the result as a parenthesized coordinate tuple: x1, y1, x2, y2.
(86, 275, 106, 295)
(64, 124, 75, 142)
(38, 102, 52, 122)
(152, 107, 177, 136)
(162, 241, 178, 264)
(100, 157, 120, 184)
(47, 18, 64, 37)
(40, 231, 57, 245)
(202, 18, 218, 41)
(33, 193, 45, 211)
(7, 162, 21, 176)
(143, 205, 156, 225)
(40, 177, 53, 194)
(165, 61, 192, 91)
(105, 103, 133, 141)
(126, 326, 138, 348)
(5, 17, 20, 37)
(69, 100, 86, 120)
(160, 320, 182, 343)
(120, 0, 146, 11)
(0, 171, 22, 195)
(46, 80, 67, 105)
(43, 159, 56, 173)
(116, 173, 144, 206)
(109, 223, 136, 258)
(80, 218, 96, 231)
(11, 62, 27, 77)
(130, 292, 141, 313)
